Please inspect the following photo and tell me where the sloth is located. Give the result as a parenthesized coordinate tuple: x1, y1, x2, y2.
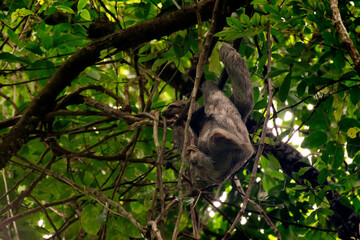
(219, 43, 254, 122)
(162, 100, 200, 154)
(163, 43, 254, 183)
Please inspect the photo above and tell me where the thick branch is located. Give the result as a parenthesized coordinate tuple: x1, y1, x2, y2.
(330, 0, 360, 74)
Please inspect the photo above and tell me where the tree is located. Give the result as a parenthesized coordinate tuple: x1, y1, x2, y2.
(0, 0, 359, 239)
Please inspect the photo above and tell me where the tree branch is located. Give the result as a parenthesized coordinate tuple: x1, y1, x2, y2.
(330, 0, 360, 74)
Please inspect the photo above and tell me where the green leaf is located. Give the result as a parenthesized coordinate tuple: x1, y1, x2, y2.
(7, 29, 20, 45)
(226, 17, 243, 30)
(80, 9, 91, 21)
(252, 12, 261, 26)
(317, 208, 334, 216)
(41, 35, 53, 50)
(263, 4, 279, 15)
(118, 217, 141, 238)
(81, 204, 102, 235)
(318, 168, 327, 185)
(333, 51, 345, 74)
(278, 73, 292, 102)
(106, 219, 129, 240)
(251, 0, 268, 4)
(304, 211, 316, 225)
(25, 42, 43, 55)
(262, 175, 276, 192)
(268, 154, 281, 169)
(253, 96, 267, 110)
(339, 118, 360, 132)
(333, 98, 343, 122)
(11, 8, 33, 18)
(64, 221, 81, 238)
(266, 69, 288, 78)
(340, 71, 357, 80)
(130, 201, 145, 214)
(240, 14, 251, 27)
(0, 52, 30, 64)
(138, 54, 156, 63)
(332, 146, 344, 169)
(38, 22, 53, 50)
(56, 5, 75, 14)
(268, 170, 284, 180)
(349, 87, 360, 105)
(28, 60, 56, 80)
(293, 185, 308, 190)
(209, 46, 220, 74)
(77, 0, 87, 11)
(297, 80, 307, 97)
(348, 127, 360, 139)
(301, 131, 328, 149)
(298, 166, 311, 176)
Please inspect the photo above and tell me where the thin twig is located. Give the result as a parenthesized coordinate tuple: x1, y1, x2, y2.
(148, 111, 166, 238)
(0, 156, 56, 216)
(190, 194, 200, 238)
(233, 176, 281, 239)
(0, 195, 82, 227)
(1, 169, 20, 240)
(149, 220, 164, 240)
(158, 116, 167, 234)
(0, 91, 20, 112)
(31, 195, 62, 240)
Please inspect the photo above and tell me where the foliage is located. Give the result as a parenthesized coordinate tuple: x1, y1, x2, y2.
(0, 0, 359, 239)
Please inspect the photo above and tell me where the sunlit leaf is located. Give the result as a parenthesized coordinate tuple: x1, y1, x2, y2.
(80, 9, 91, 21)
(77, 0, 87, 11)
(56, 5, 75, 14)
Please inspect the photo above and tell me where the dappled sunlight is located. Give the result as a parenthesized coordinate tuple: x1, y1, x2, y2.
(240, 216, 247, 225)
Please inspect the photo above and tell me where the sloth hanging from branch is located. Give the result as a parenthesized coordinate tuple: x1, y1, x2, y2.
(163, 43, 254, 184)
